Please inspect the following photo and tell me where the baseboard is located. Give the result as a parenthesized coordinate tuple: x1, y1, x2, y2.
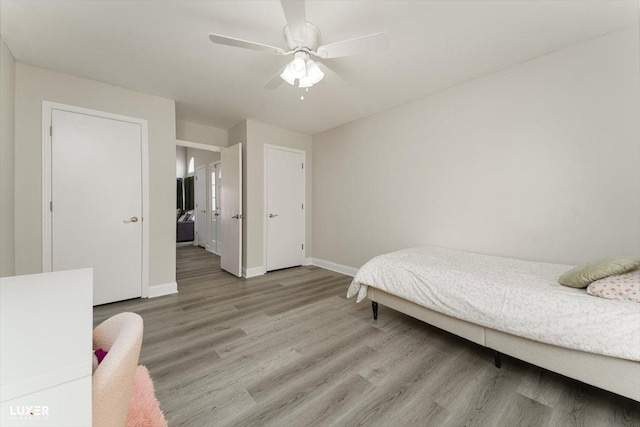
(148, 282, 178, 298)
(303, 257, 312, 266)
(310, 258, 358, 277)
(243, 266, 265, 278)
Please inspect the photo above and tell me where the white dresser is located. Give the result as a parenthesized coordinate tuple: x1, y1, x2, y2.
(0, 269, 93, 427)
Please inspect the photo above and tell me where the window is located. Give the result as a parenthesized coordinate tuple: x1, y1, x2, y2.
(188, 157, 195, 174)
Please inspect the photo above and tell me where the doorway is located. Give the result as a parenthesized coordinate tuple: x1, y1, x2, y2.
(177, 146, 218, 248)
(175, 140, 242, 278)
(43, 102, 149, 305)
(265, 145, 305, 272)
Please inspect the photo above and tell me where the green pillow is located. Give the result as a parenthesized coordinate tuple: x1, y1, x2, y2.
(559, 256, 640, 288)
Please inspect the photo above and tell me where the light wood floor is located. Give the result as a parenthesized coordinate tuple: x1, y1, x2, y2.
(94, 246, 640, 426)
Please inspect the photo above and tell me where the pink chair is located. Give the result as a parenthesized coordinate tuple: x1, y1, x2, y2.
(92, 312, 143, 427)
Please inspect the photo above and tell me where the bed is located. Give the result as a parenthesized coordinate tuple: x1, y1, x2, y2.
(347, 246, 640, 401)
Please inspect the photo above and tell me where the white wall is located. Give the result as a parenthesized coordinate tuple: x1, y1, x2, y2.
(176, 145, 187, 178)
(186, 147, 219, 174)
(227, 121, 247, 148)
(177, 119, 227, 147)
(0, 36, 15, 277)
(14, 64, 177, 289)
(313, 26, 640, 269)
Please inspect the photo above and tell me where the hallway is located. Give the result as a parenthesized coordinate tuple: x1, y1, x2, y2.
(176, 245, 222, 282)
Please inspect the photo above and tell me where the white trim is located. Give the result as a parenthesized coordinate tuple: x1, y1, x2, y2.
(176, 139, 223, 152)
(41, 101, 150, 299)
(310, 258, 358, 277)
(148, 282, 178, 298)
(303, 257, 312, 266)
(263, 144, 306, 274)
(243, 266, 265, 278)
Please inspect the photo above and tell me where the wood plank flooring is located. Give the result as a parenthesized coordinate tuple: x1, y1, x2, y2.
(94, 246, 640, 426)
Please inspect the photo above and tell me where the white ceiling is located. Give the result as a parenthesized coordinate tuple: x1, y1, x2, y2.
(2, 1, 638, 134)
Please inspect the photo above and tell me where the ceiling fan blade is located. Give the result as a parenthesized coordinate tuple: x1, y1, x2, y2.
(320, 62, 350, 86)
(209, 33, 287, 55)
(264, 64, 287, 89)
(316, 32, 388, 59)
(281, 0, 307, 46)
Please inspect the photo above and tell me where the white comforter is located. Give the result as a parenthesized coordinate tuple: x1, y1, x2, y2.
(347, 246, 640, 361)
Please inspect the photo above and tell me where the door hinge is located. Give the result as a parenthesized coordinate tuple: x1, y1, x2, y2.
(302, 163, 304, 170)
(302, 244, 304, 250)
(50, 201, 53, 212)
(302, 203, 304, 210)
(49, 126, 52, 137)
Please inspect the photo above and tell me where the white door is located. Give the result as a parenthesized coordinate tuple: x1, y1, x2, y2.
(208, 162, 221, 255)
(215, 163, 222, 254)
(220, 143, 242, 276)
(266, 147, 305, 271)
(51, 109, 142, 305)
(195, 166, 207, 247)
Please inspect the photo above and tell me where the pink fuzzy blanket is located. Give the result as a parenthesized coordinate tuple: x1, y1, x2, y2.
(126, 366, 168, 427)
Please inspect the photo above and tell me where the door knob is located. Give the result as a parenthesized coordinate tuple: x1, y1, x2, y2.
(269, 213, 279, 218)
(232, 214, 243, 219)
(124, 216, 139, 223)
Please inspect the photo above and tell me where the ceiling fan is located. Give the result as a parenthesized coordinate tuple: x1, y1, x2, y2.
(208, 0, 389, 92)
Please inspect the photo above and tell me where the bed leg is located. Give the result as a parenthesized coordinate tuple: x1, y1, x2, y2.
(493, 350, 501, 368)
(372, 301, 378, 320)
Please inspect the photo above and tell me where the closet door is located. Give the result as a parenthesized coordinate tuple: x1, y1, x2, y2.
(266, 146, 305, 271)
(50, 109, 143, 305)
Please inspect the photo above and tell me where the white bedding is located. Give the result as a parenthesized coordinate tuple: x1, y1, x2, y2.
(347, 246, 640, 361)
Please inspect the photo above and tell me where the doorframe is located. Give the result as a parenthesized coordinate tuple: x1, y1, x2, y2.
(263, 144, 306, 274)
(41, 101, 150, 298)
(176, 139, 222, 152)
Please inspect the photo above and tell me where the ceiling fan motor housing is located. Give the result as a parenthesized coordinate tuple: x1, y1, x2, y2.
(284, 22, 321, 51)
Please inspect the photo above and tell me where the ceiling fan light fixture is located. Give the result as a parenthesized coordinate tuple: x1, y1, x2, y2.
(290, 52, 307, 79)
(306, 59, 324, 85)
(298, 75, 313, 88)
(280, 63, 296, 85)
